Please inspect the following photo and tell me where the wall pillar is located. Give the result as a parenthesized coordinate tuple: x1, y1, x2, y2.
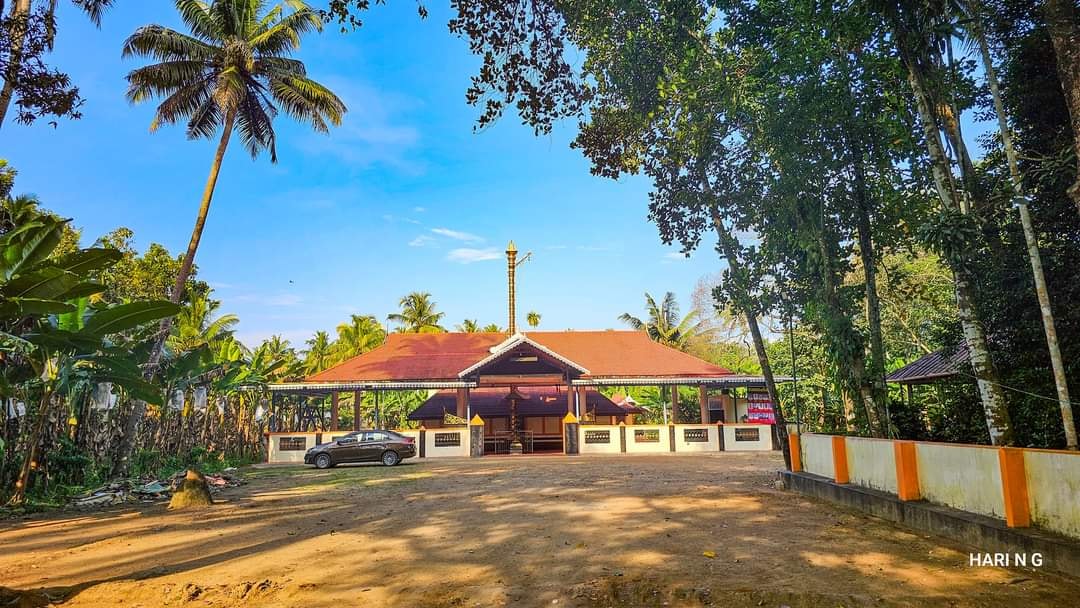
(698, 385, 709, 424)
(418, 426, 427, 458)
(894, 441, 921, 501)
(470, 415, 485, 457)
(456, 387, 469, 419)
(788, 433, 802, 471)
(330, 392, 340, 431)
(353, 391, 363, 431)
(669, 385, 678, 423)
(831, 436, 849, 484)
(618, 422, 627, 452)
(998, 447, 1031, 527)
(576, 386, 588, 420)
(563, 412, 579, 455)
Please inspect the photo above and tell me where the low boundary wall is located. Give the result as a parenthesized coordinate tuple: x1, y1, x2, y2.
(790, 433, 1080, 546)
(266, 422, 776, 463)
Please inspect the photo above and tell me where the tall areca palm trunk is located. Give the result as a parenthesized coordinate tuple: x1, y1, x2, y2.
(902, 48, 1014, 445)
(115, 110, 236, 476)
(1044, 0, 1080, 212)
(710, 208, 791, 469)
(0, 0, 33, 129)
(971, 9, 1077, 450)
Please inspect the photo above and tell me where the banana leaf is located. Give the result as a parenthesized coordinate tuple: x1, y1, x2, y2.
(49, 248, 122, 274)
(82, 301, 181, 336)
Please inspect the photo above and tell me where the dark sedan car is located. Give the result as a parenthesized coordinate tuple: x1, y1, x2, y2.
(304, 430, 416, 468)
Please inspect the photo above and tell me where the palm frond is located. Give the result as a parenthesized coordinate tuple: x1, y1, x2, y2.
(174, 0, 219, 41)
(235, 85, 278, 160)
(249, 8, 322, 55)
(122, 25, 217, 62)
(72, 0, 115, 27)
(124, 61, 208, 103)
(266, 74, 345, 132)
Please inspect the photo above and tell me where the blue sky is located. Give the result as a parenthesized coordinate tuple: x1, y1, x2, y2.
(6, 2, 725, 347)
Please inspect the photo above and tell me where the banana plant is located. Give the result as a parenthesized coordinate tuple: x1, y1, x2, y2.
(2, 203, 181, 504)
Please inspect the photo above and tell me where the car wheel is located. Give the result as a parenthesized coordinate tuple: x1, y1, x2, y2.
(315, 453, 332, 469)
(381, 450, 401, 466)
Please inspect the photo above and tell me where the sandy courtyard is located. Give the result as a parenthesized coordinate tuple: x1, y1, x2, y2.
(0, 452, 1076, 607)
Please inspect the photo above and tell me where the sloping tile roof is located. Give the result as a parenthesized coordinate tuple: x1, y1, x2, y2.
(306, 330, 732, 383)
(886, 345, 970, 385)
(407, 386, 640, 420)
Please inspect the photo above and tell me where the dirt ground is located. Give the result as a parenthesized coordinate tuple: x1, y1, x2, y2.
(0, 453, 1076, 608)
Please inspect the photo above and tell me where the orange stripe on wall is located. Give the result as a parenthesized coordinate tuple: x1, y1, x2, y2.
(998, 447, 1031, 528)
(894, 441, 920, 501)
(832, 436, 849, 484)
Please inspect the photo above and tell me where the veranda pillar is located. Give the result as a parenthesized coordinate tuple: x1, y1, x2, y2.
(353, 390, 363, 431)
(576, 386, 588, 420)
(698, 385, 709, 424)
(670, 385, 679, 423)
(456, 387, 469, 419)
(330, 392, 340, 431)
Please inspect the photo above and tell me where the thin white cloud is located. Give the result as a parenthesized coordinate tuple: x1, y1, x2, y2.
(432, 227, 484, 242)
(664, 252, 688, 260)
(447, 248, 502, 263)
(383, 214, 421, 225)
(409, 235, 436, 247)
(413, 206, 426, 213)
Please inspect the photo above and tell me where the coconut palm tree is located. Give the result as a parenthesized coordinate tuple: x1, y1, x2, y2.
(619, 292, 711, 352)
(124, 0, 346, 372)
(332, 314, 386, 363)
(526, 311, 541, 328)
(167, 292, 239, 353)
(387, 292, 446, 333)
(481, 323, 503, 332)
(304, 330, 332, 373)
(456, 319, 480, 332)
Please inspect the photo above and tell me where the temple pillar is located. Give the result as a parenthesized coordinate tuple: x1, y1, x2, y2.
(576, 386, 588, 420)
(330, 392, 340, 431)
(566, 383, 574, 414)
(698, 385, 709, 424)
(456, 387, 469, 419)
(669, 385, 679, 423)
(353, 390, 362, 431)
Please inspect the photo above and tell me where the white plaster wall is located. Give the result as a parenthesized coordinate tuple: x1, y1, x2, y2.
(1024, 450, 1080, 540)
(724, 424, 774, 452)
(425, 428, 469, 458)
(673, 425, 720, 452)
(266, 433, 319, 463)
(625, 425, 671, 453)
(916, 443, 1004, 518)
(845, 437, 897, 493)
(579, 425, 623, 454)
(801, 433, 834, 478)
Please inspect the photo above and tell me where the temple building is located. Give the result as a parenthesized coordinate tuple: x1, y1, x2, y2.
(264, 242, 784, 459)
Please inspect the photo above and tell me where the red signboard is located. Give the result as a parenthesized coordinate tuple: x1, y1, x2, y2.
(745, 390, 775, 424)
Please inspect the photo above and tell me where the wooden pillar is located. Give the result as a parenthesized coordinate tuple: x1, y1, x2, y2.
(576, 386, 588, 420)
(669, 385, 679, 424)
(566, 383, 574, 414)
(330, 392, 340, 431)
(456, 387, 469, 419)
(353, 390, 362, 431)
(698, 385, 709, 424)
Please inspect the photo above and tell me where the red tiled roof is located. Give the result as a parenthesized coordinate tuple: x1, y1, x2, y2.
(306, 330, 732, 383)
(527, 330, 732, 378)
